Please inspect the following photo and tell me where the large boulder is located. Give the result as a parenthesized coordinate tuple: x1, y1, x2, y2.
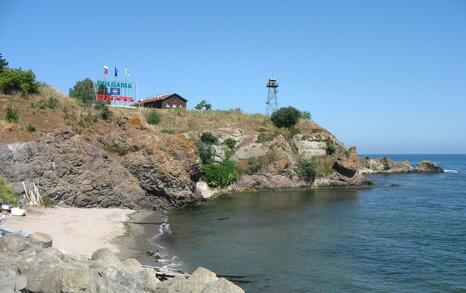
(202, 278, 244, 293)
(0, 234, 27, 253)
(415, 161, 443, 173)
(91, 248, 123, 268)
(31, 232, 53, 248)
(231, 143, 268, 160)
(292, 134, 327, 159)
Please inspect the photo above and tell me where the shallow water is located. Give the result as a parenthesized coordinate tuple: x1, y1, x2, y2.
(156, 155, 466, 292)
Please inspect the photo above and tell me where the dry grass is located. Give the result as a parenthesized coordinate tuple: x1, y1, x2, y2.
(1, 87, 323, 144)
(113, 108, 275, 134)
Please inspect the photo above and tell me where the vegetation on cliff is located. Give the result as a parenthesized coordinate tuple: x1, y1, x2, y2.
(0, 55, 372, 208)
(0, 176, 17, 205)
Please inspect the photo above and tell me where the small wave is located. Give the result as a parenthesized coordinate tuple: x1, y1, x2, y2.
(147, 213, 185, 272)
(444, 169, 459, 173)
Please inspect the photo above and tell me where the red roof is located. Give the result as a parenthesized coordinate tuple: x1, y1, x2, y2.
(132, 93, 187, 106)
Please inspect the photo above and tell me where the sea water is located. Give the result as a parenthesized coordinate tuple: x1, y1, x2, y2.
(155, 155, 466, 292)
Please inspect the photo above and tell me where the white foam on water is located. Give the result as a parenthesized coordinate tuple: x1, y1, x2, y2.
(444, 169, 459, 173)
(148, 213, 185, 271)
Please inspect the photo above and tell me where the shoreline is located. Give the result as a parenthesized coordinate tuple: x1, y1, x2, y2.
(113, 209, 182, 271)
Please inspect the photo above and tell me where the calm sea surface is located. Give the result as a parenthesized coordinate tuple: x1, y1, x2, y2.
(154, 155, 466, 292)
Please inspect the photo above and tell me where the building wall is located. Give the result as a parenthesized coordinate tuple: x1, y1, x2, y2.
(161, 96, 187, 109)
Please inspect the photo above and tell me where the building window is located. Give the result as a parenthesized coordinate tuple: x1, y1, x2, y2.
(166, 103, 170, 108)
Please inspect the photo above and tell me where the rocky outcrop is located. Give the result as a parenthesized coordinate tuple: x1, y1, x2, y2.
(0, 233, 243, 293)
(359, 157, 443, 174)
(414, 160, 443, 173)
(0, 130, 202, 209)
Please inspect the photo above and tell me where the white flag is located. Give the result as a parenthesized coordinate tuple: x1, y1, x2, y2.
(124, 68, 130, 78)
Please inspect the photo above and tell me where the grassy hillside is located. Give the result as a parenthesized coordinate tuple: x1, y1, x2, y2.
(0, 85, 328, 143)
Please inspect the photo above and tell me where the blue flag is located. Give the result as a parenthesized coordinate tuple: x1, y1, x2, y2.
(114, 67, 118, 77)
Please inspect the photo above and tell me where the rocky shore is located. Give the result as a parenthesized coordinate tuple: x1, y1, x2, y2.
(0, 91, 444, 209)
(0, 232, 244, 293)
(359, 156, 443, 175)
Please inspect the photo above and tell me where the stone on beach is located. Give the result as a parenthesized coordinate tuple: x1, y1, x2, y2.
(30, 231, 53, 248)
(0, 233, 243, 293)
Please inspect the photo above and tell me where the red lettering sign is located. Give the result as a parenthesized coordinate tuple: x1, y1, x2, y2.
(96, 94, 134, 102)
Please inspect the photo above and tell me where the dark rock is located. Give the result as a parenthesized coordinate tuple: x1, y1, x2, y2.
(414, 161, 443, 173)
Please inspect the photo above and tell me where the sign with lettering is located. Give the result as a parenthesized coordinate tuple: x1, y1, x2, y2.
(96, 80, 133, 89)
(95, 77, 136, 107)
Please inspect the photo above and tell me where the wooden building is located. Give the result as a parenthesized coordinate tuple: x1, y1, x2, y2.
(132, 93, 187, 109)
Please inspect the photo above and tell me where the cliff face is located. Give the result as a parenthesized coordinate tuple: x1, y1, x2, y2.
(0, 90, 373, 209)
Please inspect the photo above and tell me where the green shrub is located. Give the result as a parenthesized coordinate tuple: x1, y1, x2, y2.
(200, 132, 218, 144)
(195, 100, 212, 111)
(97, 84, 108, 95)
(0, 53, 8, 74)
(270, 106, 301, 128)
(326, 139, 336, 155)
(46, 96, 59, 109)
(288, 126, 300, 138)
(0, 176, 17, 205)
(317, 162, 334, 177)
(41, 195, 54, 207)
(300, 111, 311, 120)
(5, 105, 19, 123)
(0, 68, 39, 95)
(69, 78, 95, 105)
(256, 128, 279, 143)
(202, 160, 239, 187)
(93, 101, 107, 111)
(78, 112, 96, 128)
(26, 123, 36, 133)
(160, 128, 176, 134)
(224, 138, 236, 150)
(146, 110, 161, 125)
(297, 159, 318, 182)
(197, 141, 214, 164)
(99, 105, 112, 120)
(104, 144, 129, 156)
(247, 157, 264, 174)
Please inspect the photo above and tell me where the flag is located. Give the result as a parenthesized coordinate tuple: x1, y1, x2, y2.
(114, 67, 118, 77)
(104, 65, 108, 75)
(124, 68, 129, 78)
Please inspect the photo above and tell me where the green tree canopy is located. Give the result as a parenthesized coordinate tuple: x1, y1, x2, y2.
(69, 78, 95, 105)
(0, 53, 8, 73)
(97, 84, 108, 95)
(270, 106, 301, 128)
(195, 100, 212, 111)
(0, 68, 39, 95)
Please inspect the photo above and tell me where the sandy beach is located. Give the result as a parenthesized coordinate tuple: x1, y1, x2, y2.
(3, 207, 134, 258)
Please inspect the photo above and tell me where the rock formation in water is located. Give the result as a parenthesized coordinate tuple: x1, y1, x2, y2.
(0, 232, 244, 293)
(359, 155, 443, 174)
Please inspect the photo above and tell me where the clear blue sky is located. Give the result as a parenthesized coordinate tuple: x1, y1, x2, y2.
(1, 0, 465, 154)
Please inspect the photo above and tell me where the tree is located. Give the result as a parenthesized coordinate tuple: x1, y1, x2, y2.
(300, 111, 311, 120)
(0, 68, 39, 95)
(195, 100, 212, 111)
(97, 84, 108, 95)
(69, 78, 95, 105)
(0, 53, 8, 74)
(270, 106, 301, 128)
